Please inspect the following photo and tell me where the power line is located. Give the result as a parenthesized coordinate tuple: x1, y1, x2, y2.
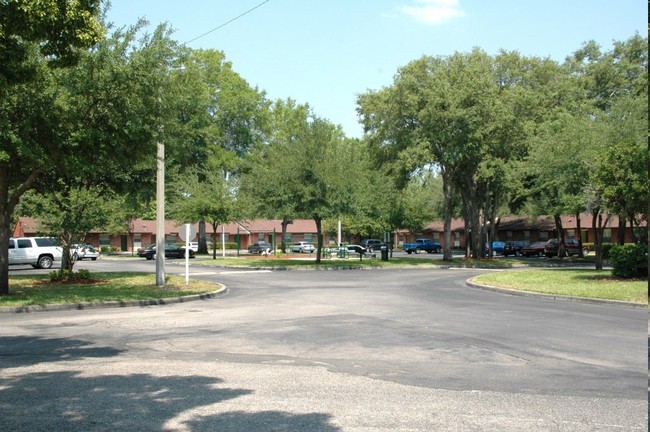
(184, 0, 271, 45)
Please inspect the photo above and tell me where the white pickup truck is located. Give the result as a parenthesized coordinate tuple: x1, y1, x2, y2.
(8, 237, 62, 269)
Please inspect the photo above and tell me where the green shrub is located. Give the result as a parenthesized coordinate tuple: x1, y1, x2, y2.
(610, 243, 648, 279)
(48, 269, 92, 282)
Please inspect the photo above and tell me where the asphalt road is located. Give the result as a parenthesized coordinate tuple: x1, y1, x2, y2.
(0, 258, 647, 431)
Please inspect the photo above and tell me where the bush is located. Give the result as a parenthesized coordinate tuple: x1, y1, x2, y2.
(610, 243, 648, 279)
(48, 269, 92, 282)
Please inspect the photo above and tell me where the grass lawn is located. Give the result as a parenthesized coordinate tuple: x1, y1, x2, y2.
(1, 272, 223, 308)
(472, 269, 647, 303)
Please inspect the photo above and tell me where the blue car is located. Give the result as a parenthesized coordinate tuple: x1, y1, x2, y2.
(485, 241, 506, 256)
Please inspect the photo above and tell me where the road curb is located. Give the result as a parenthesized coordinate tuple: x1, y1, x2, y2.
(0, 285, 227, 314)
(465, 278, 646, 309)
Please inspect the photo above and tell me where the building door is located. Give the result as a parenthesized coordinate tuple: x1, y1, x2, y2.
(121, 235, 128, 252)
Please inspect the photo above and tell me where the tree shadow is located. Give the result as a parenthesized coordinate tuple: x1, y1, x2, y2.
(0, 335, 125, 367)
(0, 336, 341, 431)
(1, 371, 339, 431)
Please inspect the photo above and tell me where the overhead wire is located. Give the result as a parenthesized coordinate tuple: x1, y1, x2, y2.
(184, 0, 271, 45)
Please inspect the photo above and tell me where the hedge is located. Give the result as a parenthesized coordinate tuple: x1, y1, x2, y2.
(609, 243, 648, 279)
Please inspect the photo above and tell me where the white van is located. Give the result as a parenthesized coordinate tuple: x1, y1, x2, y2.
(8, 237, 63, 269)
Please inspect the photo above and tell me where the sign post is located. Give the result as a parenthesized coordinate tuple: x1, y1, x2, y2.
(178, 223, 196, 285)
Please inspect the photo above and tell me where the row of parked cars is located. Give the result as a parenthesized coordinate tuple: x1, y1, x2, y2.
(489, 238, 589, 258)
(247, 239, 389, 255)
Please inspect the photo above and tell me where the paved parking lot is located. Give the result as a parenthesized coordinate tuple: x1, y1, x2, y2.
(1, 260, 647, 431)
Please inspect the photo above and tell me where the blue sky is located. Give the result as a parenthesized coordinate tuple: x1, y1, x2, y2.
(106, 0, 647, 138)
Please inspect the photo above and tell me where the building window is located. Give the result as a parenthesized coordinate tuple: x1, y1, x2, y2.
(134, 234, 141, 250)
(304, 234, 313, 243)
(284, 233, 292, 243)
(454, 232, 460, 248)
(603, 228, 612, 243)
(523, 231, 530, 242)
(506, 231, 513, 241)
(99, 234, 110, 247)
(566, 229, 575, 239)
(432, 232, 440, 242)
(539, 231, 549, 241)
(166, 234, 175, 245)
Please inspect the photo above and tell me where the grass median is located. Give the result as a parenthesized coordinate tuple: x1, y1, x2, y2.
(471, 269, 647, 303)
(1, 272, 223, 308)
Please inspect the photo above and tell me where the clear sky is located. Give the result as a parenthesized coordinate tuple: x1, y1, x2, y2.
(105, 0, 647, 138)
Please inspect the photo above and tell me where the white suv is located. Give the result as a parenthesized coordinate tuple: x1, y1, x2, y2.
(8, 237, 62, 269)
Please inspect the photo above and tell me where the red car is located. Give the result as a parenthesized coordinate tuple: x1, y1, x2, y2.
(520, 241, 547, 257)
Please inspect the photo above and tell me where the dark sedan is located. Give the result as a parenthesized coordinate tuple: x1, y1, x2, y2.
(137, 244, 195, 260)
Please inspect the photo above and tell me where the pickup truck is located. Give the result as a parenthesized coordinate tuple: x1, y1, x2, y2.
(403, 238, 441, 254)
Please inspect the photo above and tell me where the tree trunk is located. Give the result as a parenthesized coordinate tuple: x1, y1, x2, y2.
(592, 210, 603, 270)
(442, 172, 454, 261)
(576, 211, 583, 254)
(554, 214, 566, 258)
(211, 222, 219, 260)
(314, 217, 322, 264)
(0, 164, 42, 295)
(198, 220, 208, 254)
(0, 211, 10, 296)
(281, 217, 293, 253)
(617, 215, 626, 245)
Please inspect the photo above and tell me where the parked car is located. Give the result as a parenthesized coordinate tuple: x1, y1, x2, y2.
(189, 242, 199, 252)
(71, 243, 100, 261)
(502, 241, 529, 257)
(485, 241, 506, 256)
(544, 238, 589, 258)
(291, 242, 315, 253)
(137, 244, 195, 260)
(345, 244, 367, 255)
(248, 241, 273, 254)
(360, 239, 385, 252)
(520, 241, 548, 257)
(8, 237, 62, 269)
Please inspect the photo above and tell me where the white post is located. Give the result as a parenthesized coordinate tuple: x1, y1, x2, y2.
(155, 142, 165, 287)
(185, 224, 190, 285)
(338, 219, 341, 246)
(222, 225, 226, 258)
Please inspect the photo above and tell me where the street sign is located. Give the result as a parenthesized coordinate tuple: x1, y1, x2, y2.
(178, 224, 196, 242)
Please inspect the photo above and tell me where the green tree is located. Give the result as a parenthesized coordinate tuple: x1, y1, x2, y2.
(17, 185, 120, 270)
(359, 49, 533, 259)
(239, 99, 309, 252)
(168, 166, 238, 260)
(0, 0, 104, 86)
(0, 21, 181, 295)
(165, 48, 269, 253)
(243, 107, 354, 262)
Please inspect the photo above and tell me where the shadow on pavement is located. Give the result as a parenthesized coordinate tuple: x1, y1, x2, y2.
(0, 336, 340, 431)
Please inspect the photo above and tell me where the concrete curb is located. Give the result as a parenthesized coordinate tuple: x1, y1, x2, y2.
(0, 285, 227, 314)
(465, 278, 646, 309)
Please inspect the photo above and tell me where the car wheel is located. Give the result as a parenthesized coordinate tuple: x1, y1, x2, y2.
(73, 253, 79, 261)
(91, 257, 97, 261)
(406, 250, 412, 255)
(37, 255, 53, 269)
(538, 251, 544, 257)
(582, 247, 589, 257)
(435, 247, 441, 253)
(515, 250, 520, 257)
(415, 247, 421, 254)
